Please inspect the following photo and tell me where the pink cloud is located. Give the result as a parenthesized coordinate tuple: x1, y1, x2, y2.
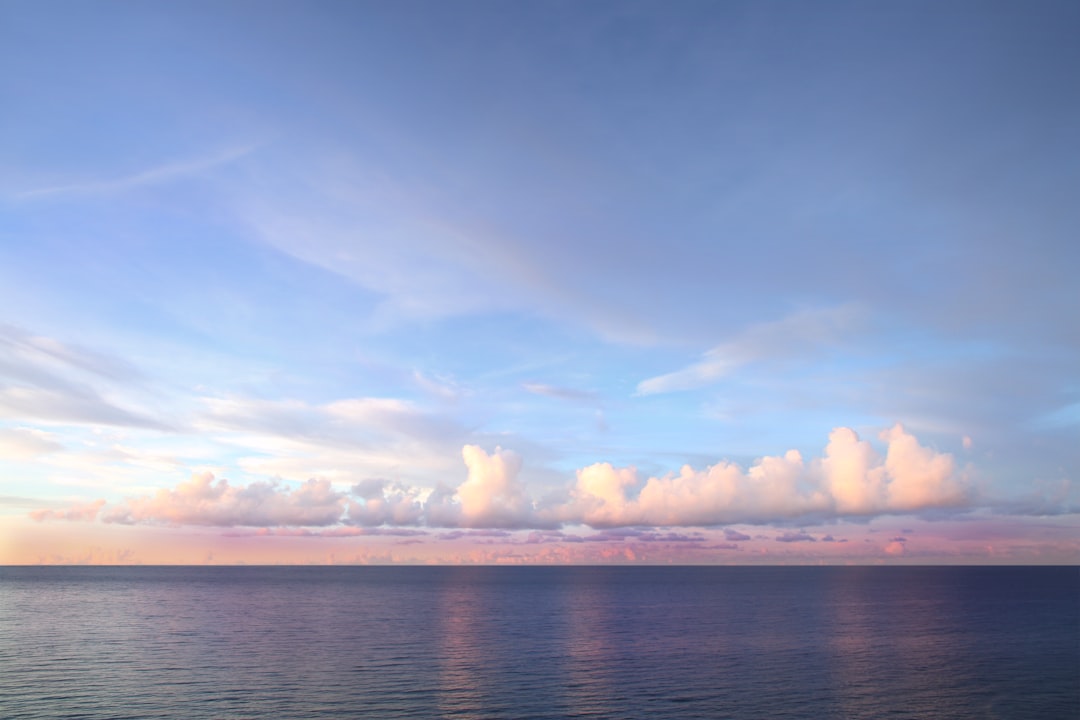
(30, 499, 105, 522)
(100, 473, 346, 527)
(425, 445, 546, 528)
(554, 424, 968, 527)
(30, 426, 973, 531)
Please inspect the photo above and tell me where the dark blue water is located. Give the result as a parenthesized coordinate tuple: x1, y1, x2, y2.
(1, 566, 1076, 719)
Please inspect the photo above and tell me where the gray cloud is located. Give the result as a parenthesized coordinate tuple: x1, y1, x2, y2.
(775, 531, 817, 543)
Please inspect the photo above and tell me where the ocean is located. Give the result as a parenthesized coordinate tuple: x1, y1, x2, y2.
(1, 566, 1076, 719)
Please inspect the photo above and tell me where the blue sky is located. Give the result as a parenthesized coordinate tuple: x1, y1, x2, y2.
(1, 1, 1077, 563)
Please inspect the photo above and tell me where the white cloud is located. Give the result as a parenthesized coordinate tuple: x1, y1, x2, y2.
(522, 382, 597, 403)
(413, 370, 463, 401)
(880, 424, 966, 511)
(196, 393, 470, 489)
(30, 499, 105, 522)
(347, 480, 427, 527)
(101, 473, 346, 527)
(421, 445, 545, 529)
(14, 144, 257, 200)
(555, 448, 827, 527)
(554, 424, 966, 526)
(0, 427, 63, 459)
(823, 427, 886, 514)
(637, 304, 865, 395)
(230, 155, 662, 343)
(35, 425, 971, 530)
(0, 324, 169, 430)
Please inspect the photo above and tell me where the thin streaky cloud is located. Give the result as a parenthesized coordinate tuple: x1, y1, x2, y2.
(522, 382, 598, 403)
(14, 143, 259, 201)
(636, 304, 866, 395)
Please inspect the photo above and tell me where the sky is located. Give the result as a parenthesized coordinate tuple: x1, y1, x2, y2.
(1, 0, 1077, 565)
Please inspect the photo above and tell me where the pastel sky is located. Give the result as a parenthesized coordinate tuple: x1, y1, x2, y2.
(2, 1, 1077, 565)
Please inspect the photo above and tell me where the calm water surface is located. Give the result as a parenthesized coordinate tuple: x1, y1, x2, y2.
(1, 566, 1077, 719)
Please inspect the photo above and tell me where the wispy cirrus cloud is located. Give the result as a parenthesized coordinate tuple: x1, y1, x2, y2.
(522, 382, 598, 403)
(0, 427, 63, 459)
(637, 305, 866, 395)
(13, 144, 258, 201)
(0, 324, 171, 430)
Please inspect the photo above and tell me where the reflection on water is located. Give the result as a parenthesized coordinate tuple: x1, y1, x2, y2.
(435, 569, 494, 719)
(1, 566, 1076, 719)
(823, 567, 979, 717)
(557, 568, 620, 716)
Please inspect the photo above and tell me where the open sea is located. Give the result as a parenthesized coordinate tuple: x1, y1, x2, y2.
(1, 565, 1076, 719)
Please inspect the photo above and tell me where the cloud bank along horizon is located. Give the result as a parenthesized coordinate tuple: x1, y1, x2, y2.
(1, 1, 1077, 564)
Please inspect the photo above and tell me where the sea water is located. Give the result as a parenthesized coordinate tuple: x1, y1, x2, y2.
(1, 566, 1076, 719)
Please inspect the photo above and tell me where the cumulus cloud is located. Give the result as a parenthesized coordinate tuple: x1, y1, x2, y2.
(100, 473, 347, 527)
(427, 446, 540, 528)
(553, 424, 966, 527)
(346, 479, 426, 527)
(30, 499, 105, 522)
(879, 424, 966, 511)
(554, 448, 824, 527)
(31, 426, 971, 530)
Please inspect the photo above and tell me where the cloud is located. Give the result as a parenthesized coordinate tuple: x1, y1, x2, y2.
(15, 144, 257, 200)
(221, 527, 429, 538)
(429, 446, 538, 528)
(555, 448, 826, 527)
(636, 305, 865, 394)
(0, 427, 63, 459)
(32, 426, 972, 530)
(0, 386, 169, 430)
(413, 371, 462, 401)
(100, 473, 347, 527)
(30, 499, 105, 522)
(232, 155, 663, 343)
(346, 479, 427, 527)
(200, 395, 453, 446)
(554, 424, 968, 527)
(522, 383, 597, 403)
(36, 446, 543, 531)
(438, 529, 514, 540)
(775, 531, 817, 543)
(0, 324, 169, 430)
(194, 393, 479, 491)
